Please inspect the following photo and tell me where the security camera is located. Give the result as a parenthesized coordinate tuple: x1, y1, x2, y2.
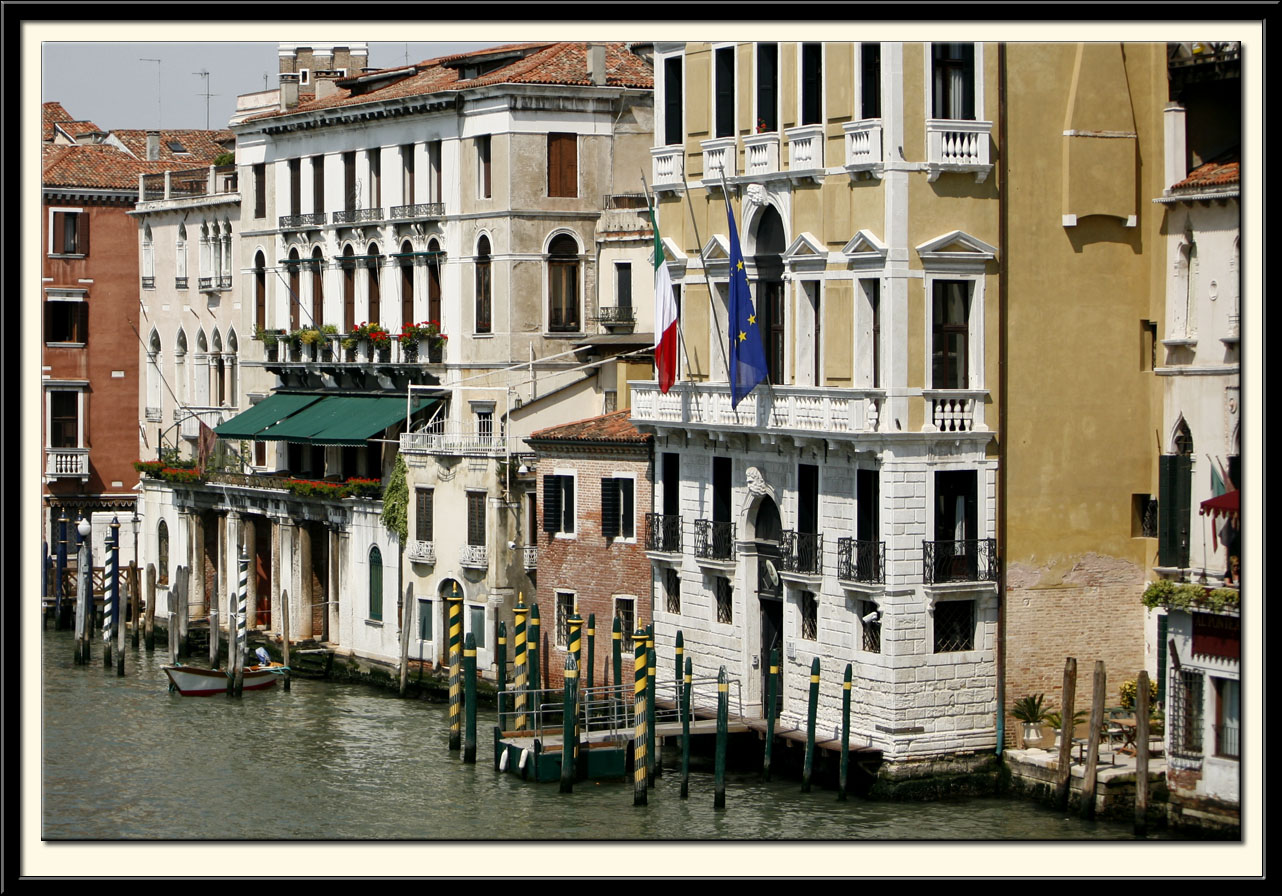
(861, 609, 881, 625)
(507, 540, 517, 550)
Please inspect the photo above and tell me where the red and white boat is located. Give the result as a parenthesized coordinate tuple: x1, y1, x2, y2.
(163, 662, 287, 696)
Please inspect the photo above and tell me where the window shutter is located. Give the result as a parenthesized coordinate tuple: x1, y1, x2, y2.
(715, 47, 735, 138)
(78, 213, 89, 255)
(52, 212, 66, 255)
(543, 475, 562, 533)
(664, 56, 683, 146)
(1174, 454, 1192, 567)
(1158, 454, 1177, 567)
(601, 478, 620, 540)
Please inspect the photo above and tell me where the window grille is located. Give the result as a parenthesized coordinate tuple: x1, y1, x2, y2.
(664, 568, 681, 614)
(800, 591, 818, 640)
(715, 576, 733, 624)
(933, 600, 974, 652)
(860, 600, 881, 653)
(1170, 669, 1204, 758)
(556, 592, 574, 648)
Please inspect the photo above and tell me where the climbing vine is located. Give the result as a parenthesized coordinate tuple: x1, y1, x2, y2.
(381, 454, 409, 545)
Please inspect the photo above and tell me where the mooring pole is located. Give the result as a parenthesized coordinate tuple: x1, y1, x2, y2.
(496, 620, 508, 731)
(104, 518, 119, 673)
(464, 632, 478, 764)
(209, 587, 220, 670)
(632, 632, 647, 807)
(115, 520, 127, 674)
(1054, 657, 1077, 811)
(529, 603, 541, 696)
(129, 561, 140, 650)
(568, 609, 583, 690)
(560, 653, 578, 793)
(803, 656, 820, 793)
(447, 581, 463, 752)
(1080, 659, 1107, 820)
(231, 547, 247, 697)
(74, 519, 89, 665)
(764, 647, 779, 781)
(680, 656, 692, 800)
(144, 563, 156, 652)
(55, 514, 68, 631)
(839, 663, 852, 801)
(1134, 669, 1151, 837)
(612, 615, 624, 719)
(177, 565, 190, 659)
(513, 598, 529, 732)
(714, 665, 728, 810)
(674, 630, 684, 696)
(646, 625, 658, 781)
(280, 586, 291, 691)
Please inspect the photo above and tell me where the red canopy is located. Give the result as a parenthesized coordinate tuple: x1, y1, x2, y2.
(1200, 489, 1240, 551)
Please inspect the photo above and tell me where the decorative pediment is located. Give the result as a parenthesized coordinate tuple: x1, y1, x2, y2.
(915, 230, 998, 269)
(701, 234, 732, 276)
(655, 236, 689, 278)
(782, 232, 829, 272)
(842, 230, 889, 269)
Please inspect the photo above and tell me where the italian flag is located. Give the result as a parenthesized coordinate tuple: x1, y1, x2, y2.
(650, 204, 678, 393)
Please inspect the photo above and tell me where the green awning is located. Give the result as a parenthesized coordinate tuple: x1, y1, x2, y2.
(213, 392, 323, 440)
(257, 395, 434, 446)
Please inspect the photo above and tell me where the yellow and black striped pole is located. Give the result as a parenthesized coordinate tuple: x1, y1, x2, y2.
(680, 656, 692, 799)
(802, 656, 820, 793)
(764, 647, 780, 780)
(513, 597, 528, 732)
(529, 602, 541, 692)
(496, 620, 507, 730)
(839, 662, 852, 801)
(463, 631, 477, 764)
(646, 625, 658, 781)
(612, 615, 623, 716)
(447, 581, 463, 752)
(585, 613, 596, 693)
(714, 665, 728, 809)
(632, 633, 647, 806)
(568, 609, 583, 686)
(674, 630, 684, 692)
(560, 653, 578, 793)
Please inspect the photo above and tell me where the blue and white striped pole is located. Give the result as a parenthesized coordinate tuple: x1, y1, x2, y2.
(112, 517, 124, 675)
(104, 518, 118, 672)
(232, 547, 248, 696)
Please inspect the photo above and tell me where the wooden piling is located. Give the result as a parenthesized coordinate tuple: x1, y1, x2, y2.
(560, 653, 577, 793)
(646, 626, 658, 781)
(1054, 657, 1077, 811)
(1134, 669, 1151, 837)
(764, 647, 779, 781)
(714, 665, 728, 810)
(513, 599, 529, 732)
(281, 587, 291, 691)
(585, 613, 595, 693)
(680, 656, 692, 800)
(447, 584, 463, 752)
(464, 632, 477, 764)
(129, 562, 140, 650)
(803, 656, 819, 792)
(144, 563, 156, 652)
(231, 550, 247, 697)
(529, 604, 541, 692)
(399, 584, 413, 697)
(176, 566, 189, 659)
(612, 616, 624, 718)
(1080, 660, 1106, 820)
(496, 621, 508, 731)
(209, 598, 220, 670)
(839, 663, 852, 801)
(168, 611, 178, 666)
(105, 520, 119, 672)
(114, 523, 125, 676)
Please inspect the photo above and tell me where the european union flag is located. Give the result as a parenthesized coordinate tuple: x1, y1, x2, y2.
(725, 191, 768, 408)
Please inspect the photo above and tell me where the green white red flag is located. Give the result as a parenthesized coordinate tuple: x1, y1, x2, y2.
(650, 204, 677, 393)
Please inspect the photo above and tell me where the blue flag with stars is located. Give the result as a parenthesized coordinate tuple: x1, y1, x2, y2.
(725, 191, 769, 408)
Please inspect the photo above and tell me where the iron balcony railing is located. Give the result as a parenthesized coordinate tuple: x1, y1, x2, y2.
(1215, 721, 1240, 759)
(780, 531, 822, 576)
(645, 513, 682, 554)
(837, 537, 885, 584)
(594, 306, 636, 325)
(332, 207, 384, 225)
(279, 212, 326, 229)
(523, 546, 537, 571)
(922, 538, 998, 585)
(141, 276, 155, 289)
(174, 277, 188, 289)
(389, 202, 444, 219)
(198, 276, 214, 290)
(460, 544, 488, 569)
(694, 519, 736, 562)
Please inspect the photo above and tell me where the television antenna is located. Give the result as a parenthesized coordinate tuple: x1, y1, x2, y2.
(193, 70, 218, 130)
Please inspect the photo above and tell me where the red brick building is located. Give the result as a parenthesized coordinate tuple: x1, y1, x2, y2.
(525, 411, 654, 690)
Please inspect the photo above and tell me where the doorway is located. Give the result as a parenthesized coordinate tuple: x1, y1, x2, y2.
(754, 494, 783, 715)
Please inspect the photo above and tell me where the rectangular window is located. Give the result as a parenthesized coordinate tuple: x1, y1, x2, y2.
(857, 468, 879, 543)
(469, 605, 486, 649)
(662, 451, 680, 516)
(418, 598, 434, 641)
(1213, 677, 1240, 759)
(801, 43, 823, 125)
(556, 591, 575, 648)
(714, 46, 735, 138)
(664, 568, 681, 615)
(800, 591, 818, 641)
(715, 576, 733, 625)
(756, 43, 778, 132)
(932, 42, 976, 120)
(615, 262, 632, 312)
(475, 408, 494, 441)
(614, 596, 636, 646)
(1141, 319, 1158, 372)
(466, 492, 486, 547)
(860, 43, 881, 119)
(543, 474, 576, 535)
(477, 135, 492, 199)
(312, 155, 325, 214)
(763, 281, 786, 384)
(1132, 493, 1158, 538)
(933, 470, 978, 584)
(601, 477, 635, 541)
(48, 390, 80, 448)
(343, 151, 357, 211)
(415, 487, 434, 542)
(663, 55, 683, 146)
(428, 140, 443, 203)
(712, 456, 732, 524)
(50, 210, 90, 256)
(367, 148, 381, 208)
(253, 164, 266, 218)
(933, 600, 975, 652)
(860, 599, 881, 653)
(932, 280, 970, 390)
(288, 157, 301, 217)
(1171, 669, 1204, 758)
(798, 463, 819, 535)
(547, 133, 577, 198)
(45, 300, 88, 344)
(865, 279, 881, 388)
(401, 144, 415, 206)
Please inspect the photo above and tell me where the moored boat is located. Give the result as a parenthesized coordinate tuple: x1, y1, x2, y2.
(163, 662, 287, 696)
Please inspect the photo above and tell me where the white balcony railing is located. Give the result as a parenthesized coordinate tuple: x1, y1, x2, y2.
(176, 405, 236, 440)
(925, 119, 993, 182)
(784, 124, 825, 178)
(700, 137, 738, 185)
(407, 540, 436, 565)
(400, 429, 512, 456)
(630, 381, 885, 437)
(651, 145, 685, 192)
(922, 390, 988, 433)
(459, 544, 488, 569)
(743, 133, 780, 177)
(46, 447, 89, 478)
(523, 546, 537, 571)
(843, 119, 883, 174)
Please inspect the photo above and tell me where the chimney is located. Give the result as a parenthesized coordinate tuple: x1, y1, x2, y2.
(280, 72, 300, 111)
(314, 70, 343, 100)
(1163, 102, 1187, 190)
(146, 130, 160, 161)
(588, 44, 607, 86)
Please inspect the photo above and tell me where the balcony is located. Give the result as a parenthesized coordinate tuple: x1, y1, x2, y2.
(138, 164, 238, 204)
(631, 382, 884, 440)
(592, 305, 636, 331)
(784, 124, 825, 182)
(743, 132, 780, 177)
(459, 543, 488, 569)
(650, 145, 685, 193)
(925, 119, 993, 183)
(837, 537, 884, 586)
(332, 207, 384, 225)
(268, 334, 443, 367)
(389, 202, 444, 220)
(141, 276, 155, 290)
(407, 540, 436, 565)
(700, 137, 737, 187)
(843, 120, 883, 177)
(279, 212, 326, 229)
(175, 405, 236, 440)
(923, 390, 988, 433)
(645, 513, 683, 555)
(694, 519, 736, 564)
(523, 546, 537, 571)
(46, 447, 89, 480)
(174, 277, 188, 290)
(400, 429, 512, 458)
(923, 538, 998, 585)
(198, 277, 214, 291)
(780, 531, 822, 578)
(145, 406, 163, 423)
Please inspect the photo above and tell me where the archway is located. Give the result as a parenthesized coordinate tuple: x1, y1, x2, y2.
(752, 493, 783, 714)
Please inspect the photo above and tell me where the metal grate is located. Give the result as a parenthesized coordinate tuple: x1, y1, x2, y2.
(1141, 498, 1159, 539)
(715, 576, 733, 624)
(1170, 669, 1204, 758)
(800, 591, 818, 640)
(933, 600, 974, 653)
(664, 568, 681, 614)
(860, 600, 881, 653)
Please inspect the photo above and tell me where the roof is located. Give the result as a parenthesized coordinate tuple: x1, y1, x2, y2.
(526, 410, 652, 445)
(1169, 158, 1240, 194)
(244, 42, 652, 124)
(111, 129, 234, 164)
(42, 143, 177, 191)
(43, 101, 102, 143)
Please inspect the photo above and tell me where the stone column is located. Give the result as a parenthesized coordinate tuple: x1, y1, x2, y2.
(188, 510, 207, 617)
(329, 524, 341, 644)
(298, 521, 313, 640)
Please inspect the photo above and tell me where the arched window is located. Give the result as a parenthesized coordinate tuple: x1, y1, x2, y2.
(194, 329, 209, 406)
(342, 244, 356, 332)
(288, 247, 301, 330)
(174, 329, 188, 405)
(254, 250, 267, 331)
(146, 329, 163, 420)
(400, 240, 415, 330)
(1174, 418, 1194, 456)
(310, 246, 324, 327)
(369, 545, 384, 621)
(366, 243, 382, 327)
(141, 223, 155, 287)
(547, 233, 580, 332)
(427, 238, 442, 323)
(175, 223, 188, 288)
(475, 235, 492, 334)
(211, 329, 225, 407)
(226, 329, 239, 408)
(157, 519, 169, 585)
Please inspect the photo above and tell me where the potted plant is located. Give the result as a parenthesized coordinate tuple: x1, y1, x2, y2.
(1045, 708, 1087, 746)
(1011, 694, 1050, 748)
(255, 326, 283, 361)
(398, 320, 447, 363)
(1119, 678, 1159, 714)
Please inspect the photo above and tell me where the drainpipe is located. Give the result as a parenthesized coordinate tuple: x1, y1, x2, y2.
(995, 42, 1009, 758)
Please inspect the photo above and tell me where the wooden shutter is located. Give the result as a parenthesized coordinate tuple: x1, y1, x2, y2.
(601, 478, 620, 540)
(1158, 454, 1193, 568)
(76, 212, 88, 255)
(543, 475, 563, 533)
(664, 56, 683, 146)
(548, 133, 576, 198)
(52, 212, 67, 254)
(467, 492, 486, 546)
(416, 488, 433, 542)
(620, 478, 634, 538)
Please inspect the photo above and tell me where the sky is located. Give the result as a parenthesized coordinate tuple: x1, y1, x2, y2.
(41, 42, 509, 133)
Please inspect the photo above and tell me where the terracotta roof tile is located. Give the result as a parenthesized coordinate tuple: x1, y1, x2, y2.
(43, 101, 103, 142)
(1170, 158, 1240, 193)
(42, 143, 181, 191)
(527, 410, 651, 444)
(111, 129, 235, 164)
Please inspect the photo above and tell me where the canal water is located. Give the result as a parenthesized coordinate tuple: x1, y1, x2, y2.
(38, 628, 1171, 853)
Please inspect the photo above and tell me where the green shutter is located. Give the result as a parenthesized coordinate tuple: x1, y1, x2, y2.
(543, 475, 562, 534)
(601, 478, 620, 540)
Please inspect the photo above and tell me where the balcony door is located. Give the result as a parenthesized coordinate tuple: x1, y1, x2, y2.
(753, 206, 786, 384)
(934, 470, 977, 581)
(753, 494, 783, 715)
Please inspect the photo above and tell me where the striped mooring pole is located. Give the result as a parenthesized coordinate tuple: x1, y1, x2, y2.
(512, 597, 528, 732)
(680, 656, 692, 799)
(55, 514, 68, 631)
(447, 581, 463, 752)
(585, 613, 596, 694)
(496, 620, 508, 731)
(802, 656, 820, 793)
(464, 632, 477, 764)
(646, 626, 658, 781)
(232, 547, 248, 697)
(74, 520, 90, 666)
(568, 609, 583, 689)
(674, 630, 684, 694)
(839, 663, 852, 801)
(560, 653, 578, 793)
(105, 517, 120, 674)
(632, 632, 647, 807)
(764, 647, 779, 780)
(529, 603, 541, 694)
(714, 665, 728, 809)
(612, 615, 624, 717)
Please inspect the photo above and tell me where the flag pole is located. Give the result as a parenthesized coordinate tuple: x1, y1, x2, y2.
(640, 172, 694, 386)
(679, 162, 731, 375)
(718, 166, 776, 409)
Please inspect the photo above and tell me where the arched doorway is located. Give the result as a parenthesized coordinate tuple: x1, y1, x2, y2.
(753, 493, 783, 714)
(753, 206, 786, 384)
